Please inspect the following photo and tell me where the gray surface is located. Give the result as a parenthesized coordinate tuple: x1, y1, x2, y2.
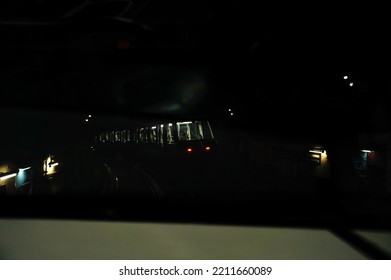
(354, 230, 391, 257)
(0, 219, 367, 259)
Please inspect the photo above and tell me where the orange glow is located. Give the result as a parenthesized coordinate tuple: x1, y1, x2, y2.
(205, 146, 211, 151)
(187, 148, 192, 153)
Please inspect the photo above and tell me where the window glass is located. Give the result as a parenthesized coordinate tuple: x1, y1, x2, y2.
(176, 121, 214, 141)
(139, 128, 145, 143)
(115, 131, 120, 142)
(167, 123, 175, 144)
(150, 126, 157, 143)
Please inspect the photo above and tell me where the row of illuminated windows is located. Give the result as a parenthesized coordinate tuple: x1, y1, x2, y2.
(98, 130, 132, 144)
(96, 121, 214, 145)
(135, 121, 214, 144)
(136, 123, 175, 145)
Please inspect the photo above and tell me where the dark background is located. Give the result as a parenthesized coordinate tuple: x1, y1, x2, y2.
(1, 1, 390, 129)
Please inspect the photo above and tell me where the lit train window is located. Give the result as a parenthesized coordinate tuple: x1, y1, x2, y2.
(167, 124, 175, 144)
(121, 130, 126, 143)
(189, 123, 198, 139)
(159, 125, 164, 146)
(202, 121, 214, 139)
(127, 130, 131, 142)
(176, 121, 213, 141)
(177, 122, 191, 140)
(115, 131, 121, 142)
(139, 128, 144, 142)
(145, 127, 149, 143)
(110, 131, 115, 143)
(196, 121, 204, 139)
(150, 126, 157, 143)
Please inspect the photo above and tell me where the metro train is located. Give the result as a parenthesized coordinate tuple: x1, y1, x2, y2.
(94, 120, 217, 158)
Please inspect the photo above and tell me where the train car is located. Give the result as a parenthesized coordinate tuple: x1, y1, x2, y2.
(95, 120, 217, 159)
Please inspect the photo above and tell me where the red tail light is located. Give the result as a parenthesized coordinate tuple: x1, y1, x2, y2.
(205, 146, 211, 151)
(187, 148, 192, 153)
(117, 40, 130, 49)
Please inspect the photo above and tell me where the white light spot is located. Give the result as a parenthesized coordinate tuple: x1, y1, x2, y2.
(85, 119, 89, 122)
(309, 149, 322, 154)
(19, 167, 32, 171)
(343, 76, 348, 80)
(349, 82, 354, 87)
(230, 112, 234, 116)
(228, 108, 232, 112)
(0, 173, 17, 181)
(88, 115, 92, 118)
